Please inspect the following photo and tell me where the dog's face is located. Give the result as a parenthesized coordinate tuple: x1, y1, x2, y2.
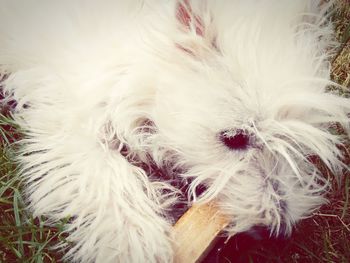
(151, 54, 328, 235)
(132, 0, 348, 235)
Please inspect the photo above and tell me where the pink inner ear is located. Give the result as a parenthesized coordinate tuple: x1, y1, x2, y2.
(177, 0, 204, 36)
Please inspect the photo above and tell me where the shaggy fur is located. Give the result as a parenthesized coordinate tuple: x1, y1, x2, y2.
(0, 0, 349, 262)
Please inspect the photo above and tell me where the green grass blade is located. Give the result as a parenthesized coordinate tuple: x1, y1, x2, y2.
(13, 189, 24, 259)
(341, 175, 349, 219)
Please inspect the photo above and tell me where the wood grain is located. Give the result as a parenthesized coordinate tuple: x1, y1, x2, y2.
(173, 202, 230, 263)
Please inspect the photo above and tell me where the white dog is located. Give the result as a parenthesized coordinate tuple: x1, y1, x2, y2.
(0, 0, 349, 262)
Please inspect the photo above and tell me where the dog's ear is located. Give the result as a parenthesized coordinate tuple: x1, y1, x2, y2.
(177, 0, 204, 37)
(175, 0, 218, 58)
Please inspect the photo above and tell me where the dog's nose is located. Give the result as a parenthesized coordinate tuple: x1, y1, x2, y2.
(219, 129, 251, 150)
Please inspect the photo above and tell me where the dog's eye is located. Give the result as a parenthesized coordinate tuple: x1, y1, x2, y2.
(220, 129, 250, 151)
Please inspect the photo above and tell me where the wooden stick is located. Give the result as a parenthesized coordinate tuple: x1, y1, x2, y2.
(172, 202, 230, 263)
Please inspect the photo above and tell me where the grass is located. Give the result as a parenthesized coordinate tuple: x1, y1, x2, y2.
(0, 1, 350, 262)
(0, 114, 69, 262)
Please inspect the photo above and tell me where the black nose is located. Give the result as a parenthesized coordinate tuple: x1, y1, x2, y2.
(220, 129, 250, 150)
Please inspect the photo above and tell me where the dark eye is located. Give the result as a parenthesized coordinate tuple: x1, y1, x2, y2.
(220, 129, 250, 151)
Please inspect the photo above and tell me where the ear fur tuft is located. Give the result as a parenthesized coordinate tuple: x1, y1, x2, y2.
(175, 0, 219, 58)
(177, 0, 204, 36)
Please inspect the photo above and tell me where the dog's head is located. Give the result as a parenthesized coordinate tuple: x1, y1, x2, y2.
(125, 0, 350, 235)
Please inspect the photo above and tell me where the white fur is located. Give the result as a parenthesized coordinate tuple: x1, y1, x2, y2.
(0, 0, 349, 262)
